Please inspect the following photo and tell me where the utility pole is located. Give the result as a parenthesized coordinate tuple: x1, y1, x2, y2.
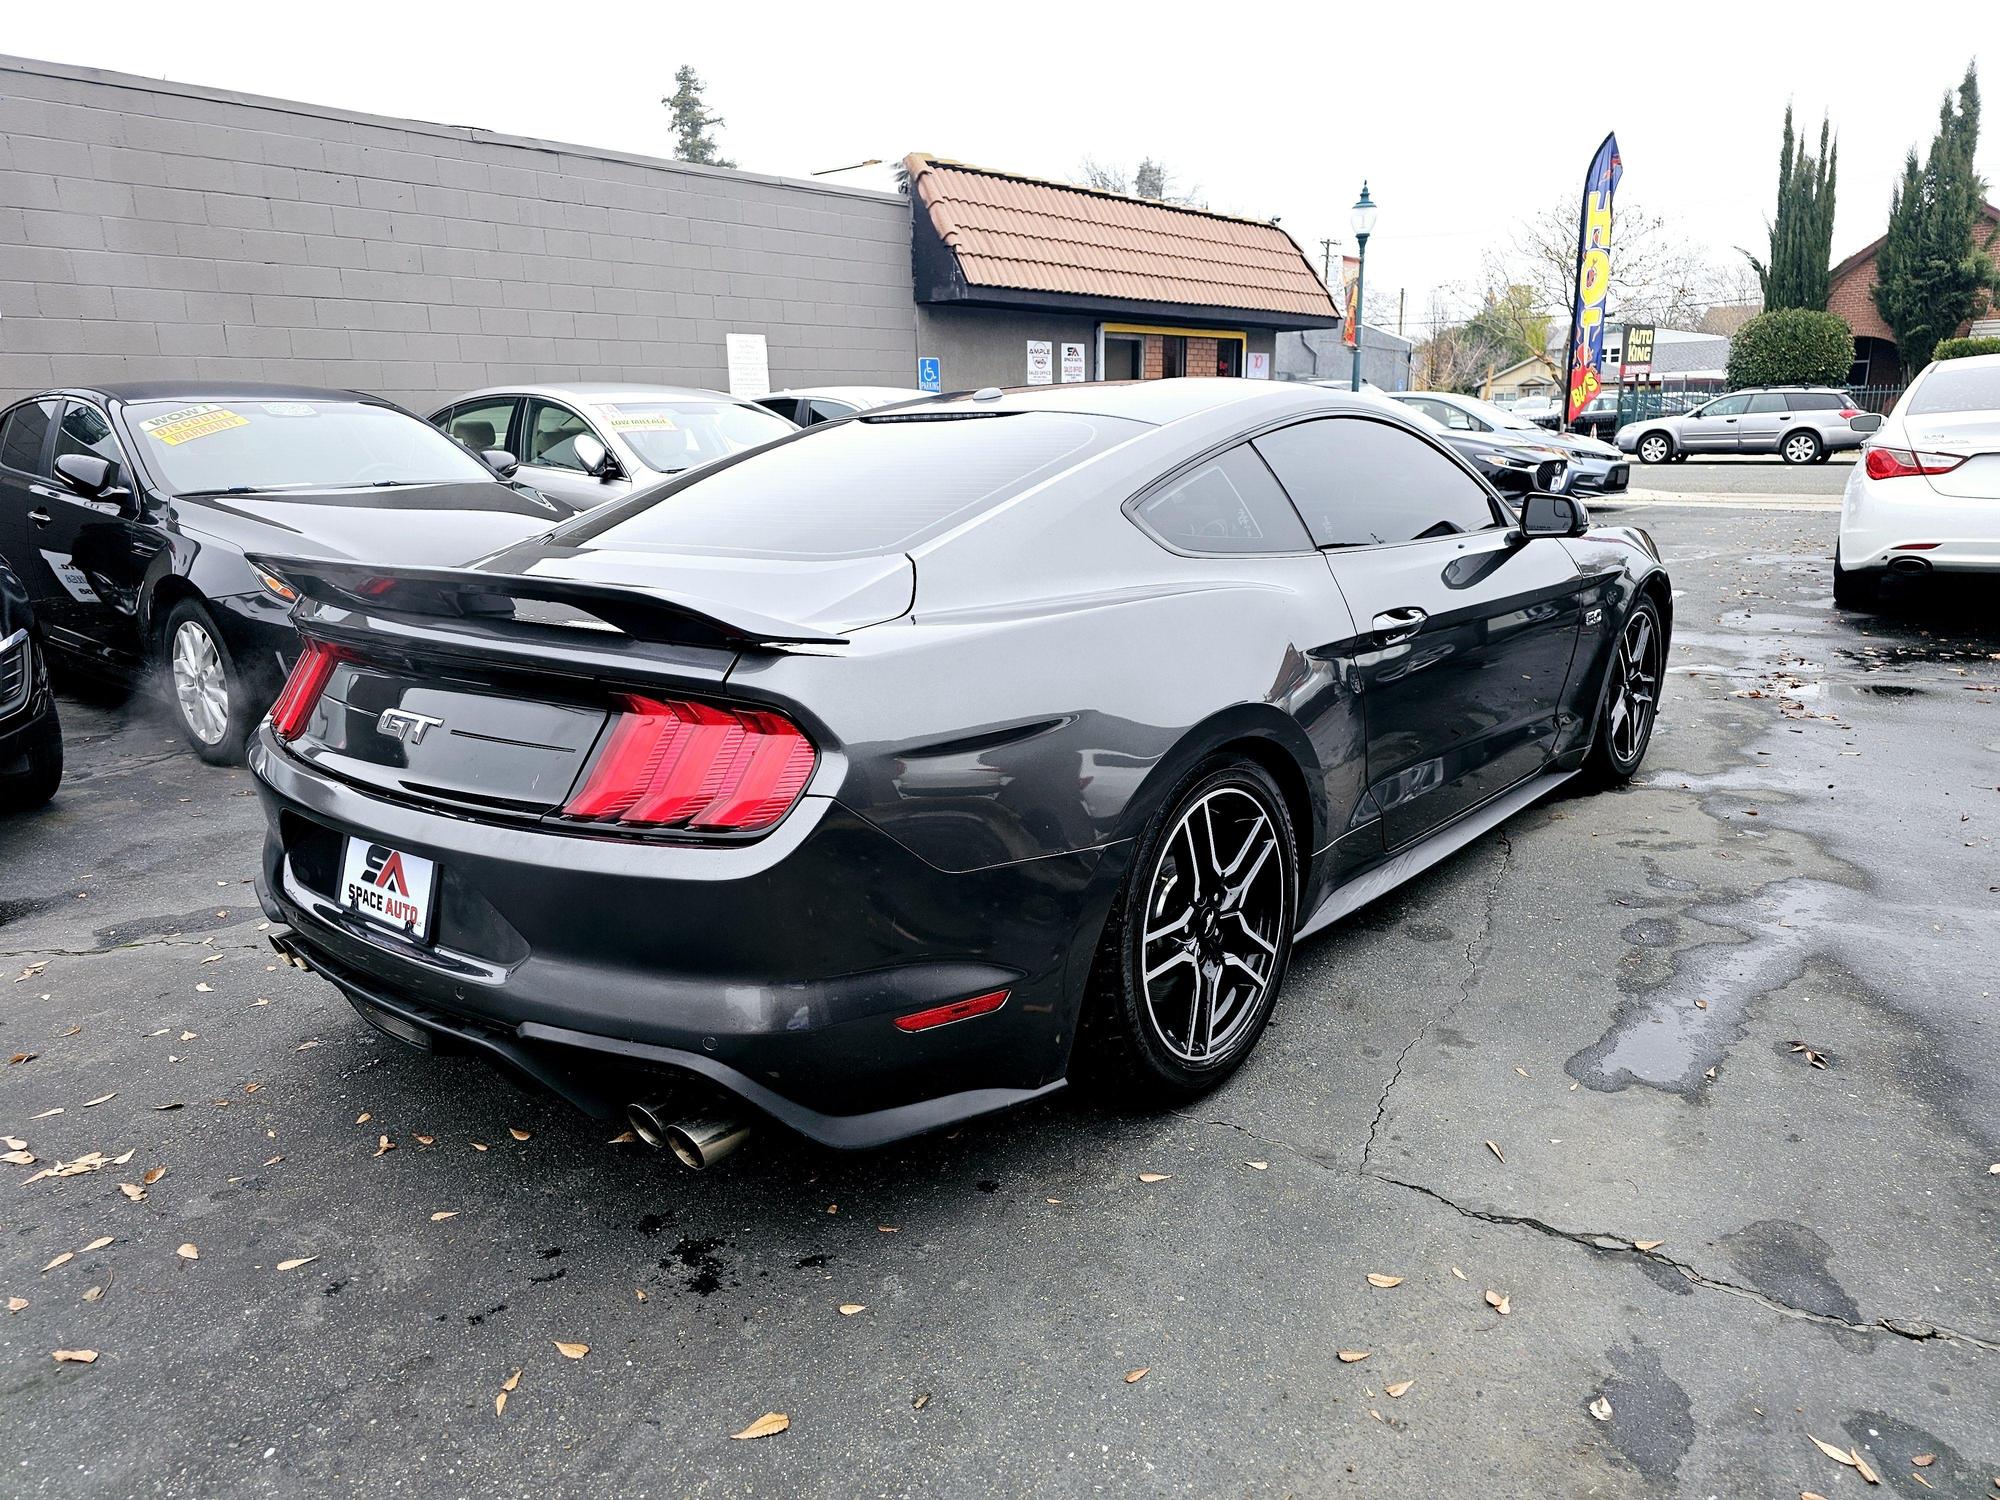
(1319, 238, 1336, 288)
(1397, 287, 1406, 340)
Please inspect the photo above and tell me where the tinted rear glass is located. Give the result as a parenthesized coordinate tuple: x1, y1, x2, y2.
(1787, 392, 1844, 411)
(575, 411, 1139, 559)
(1907, 363, 2000, 416)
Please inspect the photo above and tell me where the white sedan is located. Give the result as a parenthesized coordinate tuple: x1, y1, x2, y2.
(1836, 352, 2000, 607)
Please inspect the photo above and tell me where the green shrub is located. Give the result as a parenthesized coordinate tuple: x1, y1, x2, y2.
(1725, 307, 1854, 388)
(1933, 335, 2000, 361)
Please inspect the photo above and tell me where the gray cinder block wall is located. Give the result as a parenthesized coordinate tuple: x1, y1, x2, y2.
(0, 55, 918, 410)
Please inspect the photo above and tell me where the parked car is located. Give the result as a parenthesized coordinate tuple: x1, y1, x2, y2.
(247, 380, 1669, 1165)
(1371, 395, 1569, 495)
(1390, 391, 1628, 495)
(755, 386, 933, 426)
(430, 384, 796, 511)
(1504, 396, 1560, 423)
(1617, 387, 1873, 465)
(0, 559, 62, 812)
(0, 383, 580, 765)
(1835, 352, 1998, 607)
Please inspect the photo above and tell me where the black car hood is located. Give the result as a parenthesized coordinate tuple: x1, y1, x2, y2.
(173, 481, 575, 568)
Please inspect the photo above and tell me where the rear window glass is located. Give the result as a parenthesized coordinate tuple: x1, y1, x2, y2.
(574, 411, 1139, 559)
(1907, 362, 2000, 416)
(1786, 392, 1844, 411)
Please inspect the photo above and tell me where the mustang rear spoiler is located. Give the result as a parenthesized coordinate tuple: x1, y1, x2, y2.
(247, 555, 848, 649)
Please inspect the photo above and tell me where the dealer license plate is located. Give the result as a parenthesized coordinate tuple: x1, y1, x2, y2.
(338, 837, 436, 941)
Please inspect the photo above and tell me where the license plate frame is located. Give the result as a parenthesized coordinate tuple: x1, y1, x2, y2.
(337, 837, 437, 943)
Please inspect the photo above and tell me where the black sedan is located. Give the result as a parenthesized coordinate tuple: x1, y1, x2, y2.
(0, 384, 577, 765)
(248, 381, 1670, 1165)
(0, 559, 62, 812)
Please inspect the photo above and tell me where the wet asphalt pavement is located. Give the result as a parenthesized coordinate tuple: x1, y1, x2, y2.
(2, 504, 1996, 1499)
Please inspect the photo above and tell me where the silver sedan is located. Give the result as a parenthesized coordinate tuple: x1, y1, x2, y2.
(428, 383, 798, 509)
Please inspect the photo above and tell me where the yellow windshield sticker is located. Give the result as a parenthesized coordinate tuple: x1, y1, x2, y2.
(138, 404, 251, 446)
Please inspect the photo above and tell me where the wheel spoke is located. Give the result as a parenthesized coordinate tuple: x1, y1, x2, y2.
(1222, 836, 1275, 912)
(1219, 811, 1268, 878)
(1229, 909, 1276, 955)
(1144, 948, 1196, 987)
(1144, 907, 1193, 945)
(1187, 965, 1217, 1057)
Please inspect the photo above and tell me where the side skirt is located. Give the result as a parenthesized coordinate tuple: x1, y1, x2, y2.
(1294, 769, 1576, 941)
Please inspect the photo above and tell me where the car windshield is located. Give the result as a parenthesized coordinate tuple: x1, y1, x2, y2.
(1457, 396, 1541, 430)
(1906, 363, 2000, 416)
(127, 399, 493, 495)
(572, 410, 1140, 560)
(591, 400, 794, 473)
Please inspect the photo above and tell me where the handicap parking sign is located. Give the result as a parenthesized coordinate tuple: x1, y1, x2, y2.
(918, 357, 941, 394)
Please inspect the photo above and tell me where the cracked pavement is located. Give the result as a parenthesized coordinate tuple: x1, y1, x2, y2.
(2, 504, 1996, 1497)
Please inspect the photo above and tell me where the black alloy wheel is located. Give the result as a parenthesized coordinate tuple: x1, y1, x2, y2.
(1586, 598, 1663, 785)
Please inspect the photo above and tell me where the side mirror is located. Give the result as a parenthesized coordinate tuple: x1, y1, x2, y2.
(54, 452, 113, 498)
(480, 448, 520, 479)
(570, 432, 613, 479)
(1850, 412, 1883, 433)
(1519, 491, 1586, 539)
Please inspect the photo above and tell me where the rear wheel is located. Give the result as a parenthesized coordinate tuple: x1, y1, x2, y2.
(1085, 756, 1298, 1103)
(1636, 432, 1673, 465)
(1584, 598, 1663, 787)
(0, 700, 63, 813)
(1781, 430, 1822, 465)
(161, 598, 256, 765)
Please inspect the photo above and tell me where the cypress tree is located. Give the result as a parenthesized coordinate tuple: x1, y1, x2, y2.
(1746, 105, 1839, 311)
(1874, 63, 1997, 367)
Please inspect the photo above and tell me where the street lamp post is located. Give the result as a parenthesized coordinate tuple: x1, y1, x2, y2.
(1348, 182, 1377, 392)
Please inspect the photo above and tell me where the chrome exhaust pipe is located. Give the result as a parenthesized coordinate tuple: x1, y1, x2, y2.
(625, 1098, 679, 1150)
(662, 1114, 752, 1171)
(1888, 555, 1931, 576)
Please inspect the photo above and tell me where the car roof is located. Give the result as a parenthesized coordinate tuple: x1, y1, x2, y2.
(910, 378, 1378, 426)
(54, 381, 386, 406)
(445, 382, 750, 407)
(764, 386, 931, 405)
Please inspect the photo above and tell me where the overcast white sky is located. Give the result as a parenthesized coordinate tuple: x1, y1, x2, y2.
(5, 3, 1989, 334)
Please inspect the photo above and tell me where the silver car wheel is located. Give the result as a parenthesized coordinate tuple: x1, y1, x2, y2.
(1783, 432, 1818, 464)
(171, 620, 229, 746)
(1139, 786, 1286, 1065)
(1637, 433, 1671, 464)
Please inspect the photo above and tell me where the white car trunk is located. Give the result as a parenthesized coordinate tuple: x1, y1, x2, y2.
(1908, 411, 2000, 499)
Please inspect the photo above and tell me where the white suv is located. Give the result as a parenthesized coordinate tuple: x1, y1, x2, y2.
(1836, 353, 2000, 607)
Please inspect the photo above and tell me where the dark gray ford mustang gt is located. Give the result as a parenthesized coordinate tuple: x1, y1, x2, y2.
(249, 380, 1668, 1166)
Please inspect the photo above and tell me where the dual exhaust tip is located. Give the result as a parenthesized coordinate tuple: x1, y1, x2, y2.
(626, 1098, 751, 1170)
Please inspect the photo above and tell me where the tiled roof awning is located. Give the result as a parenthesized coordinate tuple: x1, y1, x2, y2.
(906, 154, 1341, 329)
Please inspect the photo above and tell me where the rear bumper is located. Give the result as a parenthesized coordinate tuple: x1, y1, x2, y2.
(249, 728, 1124, 1147)
(1839, 476, 2000, 571)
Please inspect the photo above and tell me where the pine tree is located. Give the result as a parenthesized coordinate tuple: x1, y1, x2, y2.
(663, 67, 735, 168)
(1874, 62, 1997, 366)
(1746, 105, 1838, 311)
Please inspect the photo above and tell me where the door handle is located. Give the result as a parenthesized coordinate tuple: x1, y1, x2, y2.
(1371, 606, 1428, 643)
(28, 509, 51, 527)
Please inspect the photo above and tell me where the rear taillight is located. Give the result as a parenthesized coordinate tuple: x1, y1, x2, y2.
(1837, 406, 1860, 419)
(1864, 446, 1966, 480)
(563, 694, 816, 833)
(269, 640, 341, 741)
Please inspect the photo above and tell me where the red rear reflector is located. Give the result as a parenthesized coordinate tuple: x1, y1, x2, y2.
(1865, 446, 1966, 480)
(893, 990, 1010, 1032)
(563, 695, 816, 833)
(1895, 542, 1941, 550)
(269, 640, 341, 741)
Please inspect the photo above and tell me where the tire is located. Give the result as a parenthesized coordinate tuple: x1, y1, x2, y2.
(1083, 755, 1298, 1104)
(1584, 596, 1664, 788)
(160, 597, 256, 765)
(1832, 551, 1879, 610)
(1635, 432, 1674, 465)
(1781, 430, 1822, 465)
(0, 701, 63, 813)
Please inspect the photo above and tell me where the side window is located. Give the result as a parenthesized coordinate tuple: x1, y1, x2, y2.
(1254, 417, 1500, 548)
(1745, 393, 1788, 414)
(1130, 444, 1312, 555)
(756, 398, 802, 425)
(524, 399, 595, 471)
(55, 401, 129, 479)
(0, 399, 60, 477)
(807, 399, 858, 424)
(1702, 394, 1750, 418)
(1787, 392, 1842, 411)
(442, 398, 518, 455)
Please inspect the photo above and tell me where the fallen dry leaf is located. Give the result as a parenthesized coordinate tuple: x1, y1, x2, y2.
(275, 1256, 318, 1271)
(1589, 1395, 1613, 1421)
(414, 1134, 435, 1146)
(30, 1107, 62, 1120)
(1913, 1455, 1935, 1468)
(430, 1211, 459, 1222)
(81, 1092, 115, 1108)
(1851, 1450, 1880, 1485)
(912, 1392, 930, 1410)
(355, 1112, 371, 1125)
(143, 1167, 167, 1185)
(494, 1391, 509, 1417)
(3, 1150, 37, 1165)
(1124, 1367, 1149, 1383)
(51, 1348, 97, 1364)
(1634, 1239, 1665, 1252)
(82, 1286, 102, 1302)
(176, 1243, 198, 1261)
(731, 1411, 790, 1440)
(1450, 1266, 1467, 1280)
(508, 1128, 531, 1142)
(838, 1303, 865, 1316)
(6, 1296, 27, 1313)
(606, 1130, 637, 1145)
(41, 1252, 73, 1273)
(1136, 1172, 1170, 1183)
(1809, 1436, 1859, 1468)
(118, 1183, 145, 1202)
(1485, 1290, 1511, 1315)
(471, 1141, 488, 1152)
(554, 1341, 588, 1359)
(1485, 1140, 1505, 1163)
(1386, 1379, 1415, 1398)
(501, 1369, 521, 1392)
(82, 1237, 113, 1253)
(194, 983, 212, 994)
(109, 1149, 134, 1166)
(1365, 1274, 1403, 1289)
(1244, 1160, 1268, 1170)
(373, 1136, 394, 1158)
(1336, 1349, 1371, 1363)
(635, 1288, 647, 1303)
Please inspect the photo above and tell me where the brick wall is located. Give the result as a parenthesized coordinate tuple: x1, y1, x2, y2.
(1141, 335, 1164, 379)
(1183, 336, 1218, 377)
(0, 54, 918, 409)
(1827, 256, 1894, 344)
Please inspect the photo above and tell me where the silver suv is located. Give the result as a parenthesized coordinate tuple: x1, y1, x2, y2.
(1616, 387, 1871, 465)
